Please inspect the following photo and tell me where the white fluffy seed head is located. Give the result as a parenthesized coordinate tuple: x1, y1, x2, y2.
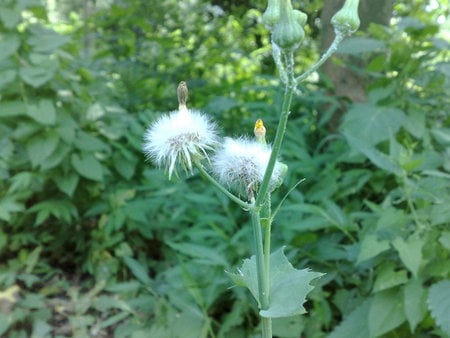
(211, 137, 284, 197)
(143, 108, 218, 179)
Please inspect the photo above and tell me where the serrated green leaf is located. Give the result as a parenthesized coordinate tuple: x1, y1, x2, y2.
(29, 199, 78, 225)
(369, 289, 405, 337)
(328, 299, 371, 338)
(228, 247, 323, 318)
(71, 153, 104, 182)
(403, 279, 426, 332)
(392, 235, 423, 279)
(26, 100, 56, 125)
(428, 280, 450, 335)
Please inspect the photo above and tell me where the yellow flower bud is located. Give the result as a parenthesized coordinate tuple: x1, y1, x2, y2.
(331, 0, 360, 37)
(254, 119, 266, 144)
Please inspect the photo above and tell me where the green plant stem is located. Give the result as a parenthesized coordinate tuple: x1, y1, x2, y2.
(255, 51, 295, 209)
(295, 33, 344, 83)
(250, 207, 272, 338)
(194, 161, 250, 210)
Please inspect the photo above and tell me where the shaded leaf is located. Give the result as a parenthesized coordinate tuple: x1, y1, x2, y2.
(403, 279, 427, 332)
(369, 289, 405, 337)
(328, 299, 371, 338)
(71, 153, 104, 182)
(228, 247, 323, 318)
(428, 280, 450, 335)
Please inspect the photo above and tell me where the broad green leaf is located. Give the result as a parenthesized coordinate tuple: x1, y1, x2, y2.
(369, 289, 405, 337)
(392, 235, 423, 278)
(53, 172, 79, 197)
(0, 313, 11, 336)
(431, 127, 450, 145)
(26, 100, 56, 125)
(0, 35, 20, 61)
(26, 131, 59, 167)
(0, 197, 25, 222)
(0, 101, 26, 118)
(8, 172, 34, 193)
(403, 279, 427, 332)
(40, 142, 71, 170)
(342, 103, 406, 147)
(74, 130, 110, 152)
(71, 153, 104, 182)
(345, 134, 402, 175)
(0, 69, 16, 89)
(272, 316, 304, 338)
(228, 247, 323, 318)
(328, 299, 371, 338)
(19, 61, 57, 88)
(373, 262, 408, 292)
(27, 26, 70, 53)
(113, 152, 137, 180)
(356, 234, 390, 265)
(439, 231, 450, 250)
(0, 6, 21, 28)
(427, 280, 450, 335)
(167, 242, 227, 266)
(337, 37, 386, 55)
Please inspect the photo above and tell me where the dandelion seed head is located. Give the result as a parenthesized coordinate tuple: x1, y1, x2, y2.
(212, 137, 283, 195)
(143, 108, 218, 179)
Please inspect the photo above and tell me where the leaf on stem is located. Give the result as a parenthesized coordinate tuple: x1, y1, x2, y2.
(227, 246, 323, 318)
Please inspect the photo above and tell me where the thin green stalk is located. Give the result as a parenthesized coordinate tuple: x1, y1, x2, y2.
(194, 161, 250, 210)
(255, 51, 296, 209)
(263, 194, 272, 293)
(250, 207, 272, 338)
(296, 33, 344, 83)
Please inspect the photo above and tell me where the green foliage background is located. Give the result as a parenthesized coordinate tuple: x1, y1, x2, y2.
(0, 0, 449, 337)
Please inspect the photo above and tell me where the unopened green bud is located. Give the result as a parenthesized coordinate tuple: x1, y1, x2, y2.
(331, 0, 360, 36)
(272, 0, 305, 51)
(293, 9, 307, 27)
(262, 0, 280, 29)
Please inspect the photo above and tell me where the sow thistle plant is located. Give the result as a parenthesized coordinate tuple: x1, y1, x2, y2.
(143, 0, 360, 336)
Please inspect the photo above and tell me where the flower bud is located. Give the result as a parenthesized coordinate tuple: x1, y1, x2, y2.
(293, 9, 307, 27)
(331, 0, 360, 37)
(272, 0, 305, 51)
(262, 0, 280, 29)
(254, 119, 266, 145)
